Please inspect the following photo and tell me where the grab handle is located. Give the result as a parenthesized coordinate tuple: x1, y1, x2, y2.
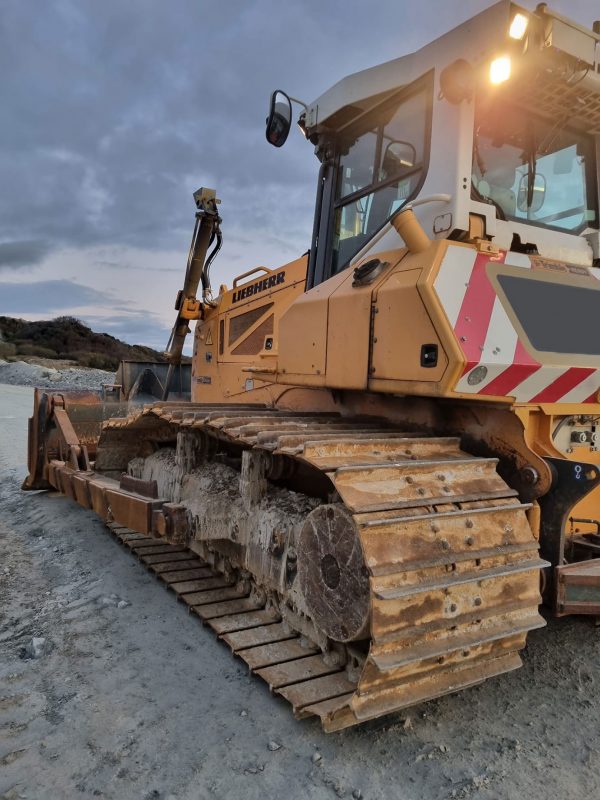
(233, 267, 271, 288)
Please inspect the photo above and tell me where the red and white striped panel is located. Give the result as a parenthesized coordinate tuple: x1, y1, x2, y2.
(434, 246, 600, 404)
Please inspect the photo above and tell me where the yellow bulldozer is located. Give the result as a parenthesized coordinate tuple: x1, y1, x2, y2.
(23, 2, 600, 730)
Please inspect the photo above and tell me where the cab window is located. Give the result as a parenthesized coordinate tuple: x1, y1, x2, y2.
(331, 79, 431, 274)
(472, 102, 598, 234)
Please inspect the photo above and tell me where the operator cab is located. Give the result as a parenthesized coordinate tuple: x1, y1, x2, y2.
(267, 1, 600, 285)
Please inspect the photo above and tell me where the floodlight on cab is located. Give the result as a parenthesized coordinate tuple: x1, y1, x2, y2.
(489, 56, 511, 85)
(509, 12, 528, 40)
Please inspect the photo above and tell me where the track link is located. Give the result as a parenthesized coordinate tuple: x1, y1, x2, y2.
(107, 523, 357, 719)
(49, 402, 548, 730)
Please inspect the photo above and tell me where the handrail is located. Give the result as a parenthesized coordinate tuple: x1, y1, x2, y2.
(233, 267, 271, 288)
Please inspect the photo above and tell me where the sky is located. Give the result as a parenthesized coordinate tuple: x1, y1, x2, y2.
(0, 0, 597, 350)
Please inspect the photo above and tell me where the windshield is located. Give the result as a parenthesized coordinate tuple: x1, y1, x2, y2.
(330, 80, 431, 273)
(472, 102, 598, 234)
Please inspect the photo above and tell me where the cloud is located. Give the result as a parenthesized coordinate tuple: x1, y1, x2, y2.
(0, 0, 593, 347)
(0, 279, 113, 314)
(83, 313, 172, 351)
(0, 1, 319, 258)
(0, 280, 173, 349)
(0, 240, 52, 269)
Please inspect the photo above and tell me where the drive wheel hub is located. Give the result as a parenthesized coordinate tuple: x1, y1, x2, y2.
(298, 504, 370, 642)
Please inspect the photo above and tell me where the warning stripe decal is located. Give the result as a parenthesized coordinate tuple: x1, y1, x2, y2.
(478, 340, 541, 398)
(453, 254, 501, 375)
(433, 246, 600, 405)
(434, 246, 477, 328)
(528, 367, 597, 404)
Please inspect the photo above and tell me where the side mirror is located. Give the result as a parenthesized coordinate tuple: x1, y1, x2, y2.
(517, 173, 546, 213)
(266, 90, 292, 148)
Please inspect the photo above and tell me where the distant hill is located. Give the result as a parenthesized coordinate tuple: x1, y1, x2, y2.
(0, 316, 167, 371)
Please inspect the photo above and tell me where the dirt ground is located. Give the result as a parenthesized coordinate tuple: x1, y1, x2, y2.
(1, 384, 599, 800)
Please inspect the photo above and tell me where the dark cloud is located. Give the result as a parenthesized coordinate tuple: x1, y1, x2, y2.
(92, 258, 179, 273)
(1, 0, 594, 341)
(0, 0, 503, 262)
(83, 313, 172, 350)
(0, 240, 52, 269)
(0, 281, 171, 348)
(0, 279, 113, 313)
(0, 0, 322, 257)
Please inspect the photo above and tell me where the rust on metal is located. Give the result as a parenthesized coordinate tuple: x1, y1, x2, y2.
(192, 597, 264, 620)
(119, 474, 159, 498)
(152, 503, 190, 544)
(221, 623, 296, 650)
(256, 654, 341, 689)
(105, 487, 164, 534)
(277, 673, 357, 715)
(32, 405, 550, 731)
(183, 586, 246, 606)
(169, 576, 234, 593)
(209, 609, 282, 635)
(237, 639, 319, 670)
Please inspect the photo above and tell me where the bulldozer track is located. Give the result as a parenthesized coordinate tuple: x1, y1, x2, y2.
(48, 403, 548, 730)
(105, 522, 357, 719)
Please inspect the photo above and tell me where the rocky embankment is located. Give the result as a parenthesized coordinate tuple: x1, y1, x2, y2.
(0, 358, 114, 391)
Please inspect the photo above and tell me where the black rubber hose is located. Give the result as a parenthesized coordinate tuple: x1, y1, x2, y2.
(203, 229, 222, 293)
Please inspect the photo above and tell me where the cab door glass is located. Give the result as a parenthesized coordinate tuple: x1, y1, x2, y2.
(331, 85, 429, 274)
(338, 130, 377, 198)
(377, 94, 425, 181)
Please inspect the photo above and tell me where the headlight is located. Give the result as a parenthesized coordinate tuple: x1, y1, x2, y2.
(489, 56, 511, 85)
(509, 12, 528, 40)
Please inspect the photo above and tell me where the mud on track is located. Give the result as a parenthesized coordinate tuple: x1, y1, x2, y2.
(1, 383, 599, 800)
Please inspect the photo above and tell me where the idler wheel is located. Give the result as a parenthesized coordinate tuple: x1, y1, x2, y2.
(297, 504, 370, 643)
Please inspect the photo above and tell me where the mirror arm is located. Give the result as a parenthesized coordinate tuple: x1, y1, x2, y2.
(286, 95, 308, 112)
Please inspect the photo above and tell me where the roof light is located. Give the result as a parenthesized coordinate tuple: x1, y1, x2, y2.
(489, 56, 511, 85)
(509, 12, 528, 40)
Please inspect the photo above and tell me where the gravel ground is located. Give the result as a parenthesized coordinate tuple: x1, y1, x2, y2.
(1, 384, 600, 800)
(0, 360, 113, 391)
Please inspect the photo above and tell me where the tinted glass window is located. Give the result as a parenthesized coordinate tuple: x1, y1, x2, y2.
(331, 86, 429, 273)
(333, 176, 420, 269)
(472, 103, 598, 234)
(338, 129, 377, 199)
(377, 95, 425, 181)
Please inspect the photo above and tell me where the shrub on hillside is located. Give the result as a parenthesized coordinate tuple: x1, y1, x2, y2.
(0, 341, 17, 358)
(0, 315, 166, 367)
(66, 351, 118, 371)
(16, 343, 59, 359)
